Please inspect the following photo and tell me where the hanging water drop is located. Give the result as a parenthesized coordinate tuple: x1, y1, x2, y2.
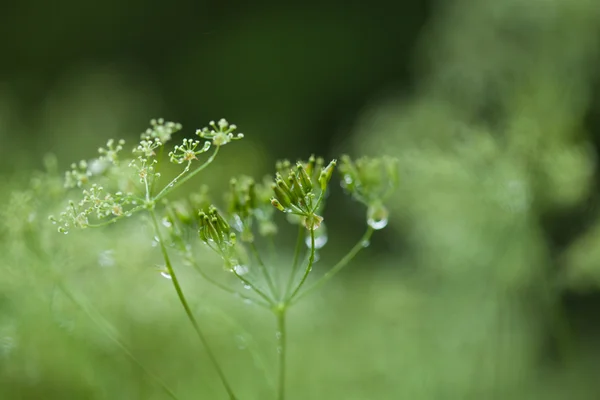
(98, 250, 115, 267)
(233, 264, 249, 275)
(367, 216, 388, 230)
(232, 214, 244, 232)
(305, 223, 328, 249)
(160, 271, 172, 280)
(367, 203, 389, 230)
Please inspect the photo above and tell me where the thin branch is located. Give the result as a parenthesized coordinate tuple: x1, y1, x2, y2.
(290, 227, 373, 305)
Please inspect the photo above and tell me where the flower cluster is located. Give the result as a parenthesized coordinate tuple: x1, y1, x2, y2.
(163, 186, 212, 231)
(169, 138, 211, 164)
(141, 118, 182, 143)
(64, 160, 92, 189)
(98, 139, 125, 165)
(196, 118, 244, 147)
(226, 175, 278, 241)
(49, 183, 138, 233)
(270, 156, 336, 230)
(338, 155, 399, 230)
(198, 206, 241, 268)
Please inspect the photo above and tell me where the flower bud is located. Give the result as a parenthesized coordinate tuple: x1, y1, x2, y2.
(319, 159, 337, 191)
(298, 163, 313, 192)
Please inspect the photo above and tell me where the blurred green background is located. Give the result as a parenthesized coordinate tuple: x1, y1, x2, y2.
(3, 0, 600, 398)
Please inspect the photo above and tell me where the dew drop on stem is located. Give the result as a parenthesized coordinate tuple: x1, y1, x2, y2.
(160, 271, 172, 280)
(367, 203, 389, 230)
(233, 264, 249, 275)
(305, 224, 328, 249)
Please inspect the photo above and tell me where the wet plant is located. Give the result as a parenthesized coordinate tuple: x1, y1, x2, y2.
(49, 118, 398, 400)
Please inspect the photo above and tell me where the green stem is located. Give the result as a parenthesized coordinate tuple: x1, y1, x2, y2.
(250, 242, 279, 300)
(291, 227, 373, 305)
(149, 209, 237, 400)
(86, 204, 146, 228)
(154, 146, 219, 202)
(276, 308, 287, 400)
(284, 224, 305, 299)
(232, 268, 275, 306)
(184, 248, 271, 309)
(150, 145, 165, 195)
(287, 228, 316, 302)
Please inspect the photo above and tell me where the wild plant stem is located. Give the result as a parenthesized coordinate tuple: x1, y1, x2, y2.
(172, 236, 270, 308)
(276, 308, 287, 400)
(288, 228, 316, 301)
(232, 268, 274, 306)
(290, 227, 374, 305)
(284, 224, 305, 299)
(188, 254, 271, 308)
(149, 209, 237, 400)
(250, 241, 279, 300)
(154, 146, 219, 202)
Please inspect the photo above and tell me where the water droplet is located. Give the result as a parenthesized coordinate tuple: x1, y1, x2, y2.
(343, 175, 353, 185)
(168, 183, 174, 188)
(233, 264, 249, 275)
(367, 203, 389, 230)
(275, 331, 282, 339)
(232, 214, 244, 232)
(305, 224, 328, 249)
(98, 250, 115, 267)
(162, 218, 172, 228)
(243, 298, 253, 305)
(243, 284, 252, 290)
(160, 271, 172, 280)
(361, 239, 371, 248)
(277, 346, 283, 354)
(152, 236, 160, 247)
(367, 217, 388, 230)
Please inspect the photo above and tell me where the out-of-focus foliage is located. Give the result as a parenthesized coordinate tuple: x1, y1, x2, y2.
(350, 0, 600, 397)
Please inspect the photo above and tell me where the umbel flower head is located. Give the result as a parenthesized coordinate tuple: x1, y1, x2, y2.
(338, 155, 399, 230)
(196, 118, 244, 147)
(270, 155, 336, 230)
(141, 118, 182, 143)
(226, 175, 278, 241)
(198, 206, 238, 263)
(50, 118, 244, 234)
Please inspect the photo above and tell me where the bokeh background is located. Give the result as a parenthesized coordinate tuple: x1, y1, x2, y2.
(3, 0, 600, 398)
